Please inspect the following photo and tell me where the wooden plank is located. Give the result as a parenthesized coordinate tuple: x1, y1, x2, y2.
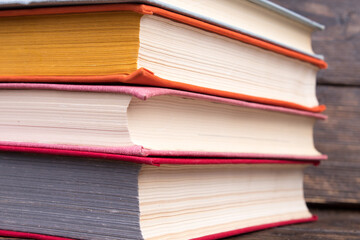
(304, 85, 360, 204)
(2, 207, 359, 240)
(228, 207, 360, 240)
(272, 0, 360, 85)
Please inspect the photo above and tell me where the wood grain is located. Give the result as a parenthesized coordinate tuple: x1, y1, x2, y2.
(304, 85, 360, 204)
(271, 0, 360, 204)
(228, 207, 360, 240)
(272, 0, 360, 85)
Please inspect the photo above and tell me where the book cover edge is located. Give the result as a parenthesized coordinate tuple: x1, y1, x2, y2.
(0, 215, 318, 240)
(0, 76, 328, 114)
(0, 144, 325, 164)
(0, 3, 327, 67)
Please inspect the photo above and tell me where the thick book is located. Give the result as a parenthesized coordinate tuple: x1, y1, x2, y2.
(1, 0, 324, 58)
(0, 83, 327, 160)
(0, 3, 327, 112)
(0, 149, 319, 240)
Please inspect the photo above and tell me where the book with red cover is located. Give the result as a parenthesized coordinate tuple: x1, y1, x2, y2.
(0, 147, 319, 240)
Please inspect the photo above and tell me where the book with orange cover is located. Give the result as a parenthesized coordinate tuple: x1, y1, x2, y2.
(0, 3, 327, 112)
(0, 148, 319, 240)
(1, 0, 325, 58)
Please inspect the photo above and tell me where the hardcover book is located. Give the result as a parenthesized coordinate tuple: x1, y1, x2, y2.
(0, 83, 327, 160)
(1, 0, 325, 58)
(0, 3, 327, 112)
(0, 150, 319, 240)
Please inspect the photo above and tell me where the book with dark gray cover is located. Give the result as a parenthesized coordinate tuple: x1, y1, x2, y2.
(0, 151, 143, 240)
(0, 149, 320, 240)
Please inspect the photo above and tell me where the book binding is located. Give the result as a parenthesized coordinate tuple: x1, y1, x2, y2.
(0, 145, 323, 165)
(0, 215, 318, 240)
(0, 4, 327, 69)
(0, 0, 325, 59)
(0, 84, 327, 160)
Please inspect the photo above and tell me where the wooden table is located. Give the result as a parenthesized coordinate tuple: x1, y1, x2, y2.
(229, 206, 360, 239)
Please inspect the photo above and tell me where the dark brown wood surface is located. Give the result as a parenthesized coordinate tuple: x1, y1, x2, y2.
(306, 86, 360, 204)
(271, 0, 360, 204)
(272, 0, 360, 85)
(228, 206, 360, 240)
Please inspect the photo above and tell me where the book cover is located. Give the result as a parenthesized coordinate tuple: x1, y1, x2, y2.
(0, 4, 327, 112)
(1, 0, 325, 58)
(0, 83, 327, 160)
(0, 149, 320, 240)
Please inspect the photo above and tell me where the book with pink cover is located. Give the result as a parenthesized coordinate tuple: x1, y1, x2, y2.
(0, 83, 327, 160)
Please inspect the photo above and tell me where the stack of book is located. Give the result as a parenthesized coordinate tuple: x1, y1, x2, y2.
(0, 0, 327, 239)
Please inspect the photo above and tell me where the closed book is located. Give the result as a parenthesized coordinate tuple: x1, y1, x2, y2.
(0, 83, 327, 160)
(0, 3, 326, 112)
(1, 0, 324, 57)
(0, 149, 319, 240)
